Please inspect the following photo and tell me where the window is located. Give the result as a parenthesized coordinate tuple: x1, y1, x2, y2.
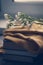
(15, 0, 43, 2)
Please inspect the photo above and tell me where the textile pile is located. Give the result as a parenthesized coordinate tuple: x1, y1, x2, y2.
(3, 23, 43, 55)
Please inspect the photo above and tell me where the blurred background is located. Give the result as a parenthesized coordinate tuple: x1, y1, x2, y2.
(0, 0, 43, 65)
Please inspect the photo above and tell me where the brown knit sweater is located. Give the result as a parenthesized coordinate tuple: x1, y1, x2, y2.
(3, 23, 43, 54)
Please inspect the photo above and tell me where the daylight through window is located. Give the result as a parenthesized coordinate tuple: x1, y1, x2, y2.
(15, 0, 43, 2)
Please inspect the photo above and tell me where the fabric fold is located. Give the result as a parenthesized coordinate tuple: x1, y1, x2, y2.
(3, 23, 43, 54)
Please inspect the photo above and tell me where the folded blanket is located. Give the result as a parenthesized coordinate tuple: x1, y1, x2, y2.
(3, 23, 43, 54)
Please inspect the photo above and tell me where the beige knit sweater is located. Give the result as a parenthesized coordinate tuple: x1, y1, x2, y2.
(3, 23, 43, 54)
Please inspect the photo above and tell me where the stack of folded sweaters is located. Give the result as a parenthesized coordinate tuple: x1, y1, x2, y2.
(3, 23, 43, 62)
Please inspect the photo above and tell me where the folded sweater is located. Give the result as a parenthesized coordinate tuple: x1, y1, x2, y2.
(3, 23, 43, 54)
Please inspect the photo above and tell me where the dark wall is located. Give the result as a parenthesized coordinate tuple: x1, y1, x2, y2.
(0, 0, 1, 12)
(1, 0, 43, 18)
